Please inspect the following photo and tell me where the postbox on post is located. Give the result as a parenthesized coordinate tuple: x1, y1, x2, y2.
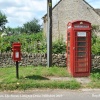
(12, 43, 21, 62)
(67, 20, 91, 77)
(12, 42, 21, 79)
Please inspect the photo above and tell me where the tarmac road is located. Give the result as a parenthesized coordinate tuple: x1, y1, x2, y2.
(0, 89, 100, 100)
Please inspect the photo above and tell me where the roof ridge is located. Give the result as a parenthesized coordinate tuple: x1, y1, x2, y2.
(42, 0, 62, 18)
(83, 0, 100, 17)
(42, 0, 100, 18)
(94, 9, 100, 16)
(52, 0, 62, 10)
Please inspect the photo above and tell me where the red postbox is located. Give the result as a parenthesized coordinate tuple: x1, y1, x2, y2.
(67, 20, 91, 77)
(12, 42, 21, 62)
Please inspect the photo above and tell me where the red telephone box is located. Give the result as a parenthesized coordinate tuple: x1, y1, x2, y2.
(12, 43, 21, 62)
(67, 20, 91, 77)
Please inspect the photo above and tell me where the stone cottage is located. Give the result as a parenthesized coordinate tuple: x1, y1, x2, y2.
(42, 0, 100, 41)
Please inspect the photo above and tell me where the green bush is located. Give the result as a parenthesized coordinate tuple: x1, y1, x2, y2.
(92, 25, 99, 31)
(91, 73, 100, 81)
(0, 33, 66, 54)
(0, 32, 46, 53)
(92, 35, 100, 55)
(52, 39, 66, 54)
(2, 31, 100, 55)
(91, 25, 100, 55)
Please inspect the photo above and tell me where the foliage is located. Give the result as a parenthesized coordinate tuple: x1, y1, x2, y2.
(91, 25, 100, 55)
(5, 18, 42, 35)
(92, 34, 100, 55)
(0, 32, 46, 53)
(0, 11, 7, 29)
(91, 33, 97, 44)
(23, 18, 41, 34)
(52, 39, 66, 54)
(5, 27, 23, 35)
(90, 68, 100, 81)
(87, 69, 100, 88)
(0, 32, 66, 54)
(91, 73, 100, 81)
(87, 81, 100, 88)
(92, 25, 99, 31)
(1, 31, 100, 54)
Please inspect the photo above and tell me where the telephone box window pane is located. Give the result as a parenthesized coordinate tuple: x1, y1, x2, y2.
(68, 37, 70, 41)
(78, 62, 87, 67)
(67, 63, 70, 67)
(67, 52, 70, 56)
(67, 55, 70, 67)
(67, 54, 70, 57)
(77, 52, 86, 56)
(68, 42, 70, 46)
(78, 47, 86, 51)
(77, 42, 86, 46)
(68, 47, 70, 50)
(77, 37, 86, 41)
(67, 55, 70, 62)
(68, 33, 70, 36)
(77, 57, 86, 62)
(76, 68, 87, 72)
(67, 56, 70, 62)
(68, 51, 70, 54)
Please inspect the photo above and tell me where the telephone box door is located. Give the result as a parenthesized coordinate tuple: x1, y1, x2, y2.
(74, 31, 91, 73)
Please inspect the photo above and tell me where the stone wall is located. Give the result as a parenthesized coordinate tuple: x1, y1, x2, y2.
(0, 53, 100, 69)
(92, 56, 100, 69)
(0, 53, 66, 67)
(0, 53, 14, 67)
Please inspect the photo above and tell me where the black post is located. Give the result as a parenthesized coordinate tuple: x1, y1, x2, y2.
(16, 61, 19, 79)
(47, 0, 52, 67)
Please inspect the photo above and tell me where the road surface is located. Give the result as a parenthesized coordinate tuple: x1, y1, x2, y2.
(0, 89, 100, 100)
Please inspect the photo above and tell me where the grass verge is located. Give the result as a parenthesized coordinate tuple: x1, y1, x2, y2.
(87, 69, 100, 88)
(0, 66, 81, 90)
(0, 80, 80, 90)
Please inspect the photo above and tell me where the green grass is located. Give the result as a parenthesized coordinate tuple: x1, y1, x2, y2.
(1, 66, 100, 90)
(0, 66, 70, 80)
(0, 80, 80, 90)
(90, 68, 100, 81)
(87, 81, 100, 88)
(0, 66, 81, 90)
(87, 69, 100, 88)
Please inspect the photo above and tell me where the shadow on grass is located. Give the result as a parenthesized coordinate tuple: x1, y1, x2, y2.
(91, 68, 100, 73)
(25, 75, 49, 80)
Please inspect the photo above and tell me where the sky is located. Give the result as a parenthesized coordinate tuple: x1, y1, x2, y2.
(0, 0, 100, 28)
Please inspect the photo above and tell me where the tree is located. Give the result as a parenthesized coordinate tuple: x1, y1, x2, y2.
(0, 11, 7, 30)
(23, 18, 41, 34)
(5, 26, 24, 35)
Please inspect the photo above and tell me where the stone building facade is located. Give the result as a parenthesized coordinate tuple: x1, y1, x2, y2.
(42, 0, 100, 41)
